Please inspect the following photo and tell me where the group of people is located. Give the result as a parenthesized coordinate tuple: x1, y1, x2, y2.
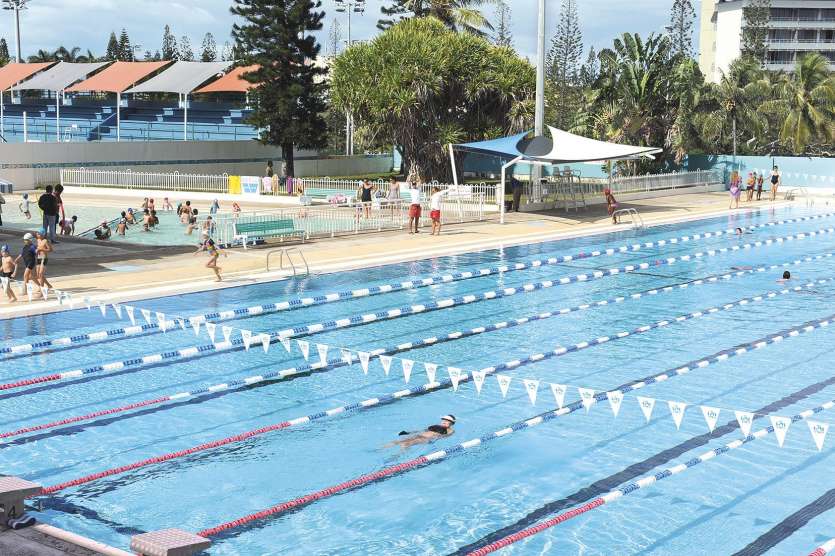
(1, 230, 54, 303)
(729, 166, 781, 209)
(351, 178, 450, 236)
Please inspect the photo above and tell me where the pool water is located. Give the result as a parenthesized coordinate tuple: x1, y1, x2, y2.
(3, 205, 835, 555)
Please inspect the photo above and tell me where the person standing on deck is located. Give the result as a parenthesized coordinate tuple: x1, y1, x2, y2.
(407, 182, 422, 234)
(38, 186, 58, 243)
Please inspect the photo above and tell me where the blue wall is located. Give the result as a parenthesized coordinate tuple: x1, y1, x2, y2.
(687, 154, 835, 188)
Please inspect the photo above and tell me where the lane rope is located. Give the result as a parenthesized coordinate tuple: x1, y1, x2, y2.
(5, 210, 833, 357)
(188, 312, 835, 538)
(4, 265, 831, 442)
(34, 283, 832, 497)
(810, 539, 835, 556)
(6, 225, 835, 394)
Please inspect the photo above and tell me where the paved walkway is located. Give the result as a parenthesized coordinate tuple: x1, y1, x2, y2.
(0, 191, 793, 319)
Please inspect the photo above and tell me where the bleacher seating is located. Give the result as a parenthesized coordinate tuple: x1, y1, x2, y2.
(0, 100, 257, 143)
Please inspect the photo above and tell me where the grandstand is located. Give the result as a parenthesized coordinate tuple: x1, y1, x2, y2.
(0, 61, 259, 143)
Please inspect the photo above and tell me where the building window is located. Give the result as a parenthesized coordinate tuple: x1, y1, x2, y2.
(797, 8, 818, 22)
(798, 29, 818, 43)
(770, 7, 795, 21)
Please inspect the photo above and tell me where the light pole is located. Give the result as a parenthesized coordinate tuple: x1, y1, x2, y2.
(2, 0, 28, 63)
(535, 0, 545, 139)
(334, 0, 365, 156)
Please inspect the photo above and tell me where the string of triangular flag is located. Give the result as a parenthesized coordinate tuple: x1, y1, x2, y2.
(0, 275, 76, 306)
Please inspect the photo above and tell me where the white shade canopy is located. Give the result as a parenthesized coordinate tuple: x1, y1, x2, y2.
(16, 62, 108, 92)
(124, 61, 232, 94)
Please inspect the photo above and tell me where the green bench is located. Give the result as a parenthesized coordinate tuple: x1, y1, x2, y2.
(233, 218, 305, 248)
(304, 188, 351, 201)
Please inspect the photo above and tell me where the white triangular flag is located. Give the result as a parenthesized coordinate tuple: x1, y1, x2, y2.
(140, 308, 152, 325)
(41, 285, 49, 300)
(205, 322, 216, 342)
(316, 343, 329, 365)
(523, 379, 540, 405)
(578, 387, 596, 412)
(279, 335, 291, 353)
(190, 318, 201, 336)
(156, 312, 166, 332)
(84, 296, 92, 310)
(222, 325, 233, 344)
(240, 329, 252, 350)
(125, 305, 136, 326)
(637, 396, 656, 422)
(0, 277, 7, 290)
(379, 354, 392, 375)
(701, 406, 721, 433)
(735, 410, 755, 437)
(358, 352, 371, 374)
(297, 340, 310, 361)
(26, 283, 33, 302)
(668, 401, 687, 430)
(112, 303, 122, 318)
(260, 333, 271, 353)
(401, 359, 414, 382)
(808, 420, 829, 451)
(341, 349, 353, 365)
(471, 370, 486, 394)
(98, 301, 107, 316)
(496, 374, 512, 398)
(550, 383, 567, 408)
(770, 415, 792, 447)
(55, 288, 64, 305)
(606, 390, 624, 417)
(424, 362, 438, 383)
(447, 367, 463, 391)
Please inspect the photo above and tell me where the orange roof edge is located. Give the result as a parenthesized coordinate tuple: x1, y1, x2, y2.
(194, 65, 259, 94)
(65, 61, 172, 93)
(0, 62, 55, 92)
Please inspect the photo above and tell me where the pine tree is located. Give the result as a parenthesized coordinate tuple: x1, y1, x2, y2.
(118, 28, 132, 61)
(493, 2, 513, 48)
(201, 32, 217, 62)
(162, 25, 178, 61)
(221, 41, 233, 61)
(0, 38, 9, 66)
(742, 0, 771, 64)
(231, 0, 329, 177)
(327, 20, 343, 58)
(578, 46, 598, 87)
(377, 0, 413, 31)
(666, 0, 695, 59)
(179, 35, 194, 61)
(545, 0, 583, 127)
(143, 50, 153, 61)
(153, 50, 162, 61)
(105, 31, 120, 61)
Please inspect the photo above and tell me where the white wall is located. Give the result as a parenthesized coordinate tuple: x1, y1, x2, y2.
(714, 3, 745, 81)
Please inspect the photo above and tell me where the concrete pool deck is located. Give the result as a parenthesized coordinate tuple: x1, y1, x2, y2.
(0, 190, 799, 320)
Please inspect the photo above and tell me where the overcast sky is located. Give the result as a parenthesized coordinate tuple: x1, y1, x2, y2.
(0, 0, 694, 62)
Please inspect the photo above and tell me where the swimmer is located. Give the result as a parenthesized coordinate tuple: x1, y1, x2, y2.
(777, 270, 791, 283)
(163, 197, 174, 211)
(125, 208, 136, 224)
(385, 415, 456, 449)
(117, 212, 129, 235)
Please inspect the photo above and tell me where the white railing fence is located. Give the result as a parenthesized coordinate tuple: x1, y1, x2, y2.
(607, 169, 723, 195)
(61, 168, 230, 193)
(294, 177, 497, 205)
(211, 194, 486, 245)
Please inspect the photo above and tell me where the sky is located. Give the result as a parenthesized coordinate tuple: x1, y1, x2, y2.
(0, 0, 693, 63)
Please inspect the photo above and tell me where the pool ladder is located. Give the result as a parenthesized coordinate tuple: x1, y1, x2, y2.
(612, 208, 645, 230)
(267, 247, 310, 277)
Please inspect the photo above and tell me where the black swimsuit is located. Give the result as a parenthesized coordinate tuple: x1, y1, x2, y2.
(426, 425, 449, 435)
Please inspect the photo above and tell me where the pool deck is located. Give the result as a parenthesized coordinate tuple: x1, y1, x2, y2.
(0, 190, 798, 320)
(0, 524, 132, 555)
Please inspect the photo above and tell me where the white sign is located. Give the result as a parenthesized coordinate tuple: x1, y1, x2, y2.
(240, 176, 261, 197)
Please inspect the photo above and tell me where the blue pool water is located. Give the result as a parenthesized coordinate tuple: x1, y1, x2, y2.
(3, 205, 835, 555)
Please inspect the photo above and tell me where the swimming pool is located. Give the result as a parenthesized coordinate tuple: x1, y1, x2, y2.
(3, 205, 835, 555)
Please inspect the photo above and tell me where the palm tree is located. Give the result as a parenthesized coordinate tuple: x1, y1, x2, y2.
(27, 49, 55, 63)
(384, 0, 494, 35)
(54, 46, 81, 62)
(759, 52, 835, 154)
(700, 57, 769, 158)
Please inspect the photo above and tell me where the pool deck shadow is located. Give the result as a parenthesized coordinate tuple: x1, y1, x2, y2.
(0, 525, 127, 555)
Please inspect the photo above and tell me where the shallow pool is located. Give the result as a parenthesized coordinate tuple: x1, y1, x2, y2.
(2, 205, 835, 555)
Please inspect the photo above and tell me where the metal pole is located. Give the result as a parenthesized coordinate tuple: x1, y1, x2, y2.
(1, 90, 4, 138)
(56, 90, 60, 142)
(117, 92, 121, 142)
(13, 4, 21, 63)
(448, 143, 458, 186)
(535, 0, 545, 138)
(183, 93, 188, 141)
(23, 110, 26, 142)
(345, 5, 352, 156)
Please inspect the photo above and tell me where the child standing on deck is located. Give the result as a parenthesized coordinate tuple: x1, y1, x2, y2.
(195, 238, 226, 282)
(0, 245, 17, 303)
(19, 193, 31, 219)
(604, 189, 619, 224)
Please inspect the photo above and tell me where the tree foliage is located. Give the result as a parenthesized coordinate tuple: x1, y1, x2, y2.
(105, 31, 120, 61)
(493, 2, 512, 48)
(666, 0, 695, 59)
(0, 38, 9, 66)
(546, 0, 583, 128)
(179, 35, 194, 61)
(377, 0, 494, 35)
(162, 25, 178, 61)
(331, 17, 534, 181)
(118, 29, 132, 61)
(742, 0, 770, 64)
(201, 33, 217, 62)
(231, 0, 329, 176)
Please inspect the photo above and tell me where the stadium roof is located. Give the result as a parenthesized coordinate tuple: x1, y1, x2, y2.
(16, 61, 108, 91)
(456, 126, 662, 163)
(66, 61, 171, 93)
(124, 61, 231, 94)
(194, 65, 259, 93)
(0, 62, 55, 92)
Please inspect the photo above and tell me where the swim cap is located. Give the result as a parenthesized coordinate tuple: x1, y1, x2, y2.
(23, 233, 33, 241)
(38, 228, 45, 235)
(1, 244, 8, 253)
(441, 414, 456, 424)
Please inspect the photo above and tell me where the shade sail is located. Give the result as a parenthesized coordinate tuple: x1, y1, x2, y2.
(66, 61, 171, 93)
(16, 61, 108, 91)
(194, 65, 258, 93)
(0, 62, 55, 92)
(457, 126, 661, 163)
(124, 61, 231, 94)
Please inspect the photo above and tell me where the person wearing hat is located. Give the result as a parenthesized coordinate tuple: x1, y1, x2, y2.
(98, 220, 112, 239)
(386, 415, 457, 449)
(34, 230, 54, 292)
(0, 245, 17, 303)
(13, 233, 37, 299)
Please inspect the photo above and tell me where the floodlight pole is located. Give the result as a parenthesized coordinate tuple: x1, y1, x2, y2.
(12, 1, 22, 63)
(533, 0, 545, 184)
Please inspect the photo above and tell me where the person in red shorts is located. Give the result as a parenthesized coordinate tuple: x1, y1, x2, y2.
(429, 186, 450, 235)
(407, 181, 422, 234)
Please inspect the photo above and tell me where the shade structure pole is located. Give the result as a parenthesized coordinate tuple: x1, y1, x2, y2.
(116, 92, 121, 142)
(23, 110, 27, 142)
(448, 143, 458, 186)
(533, 0, 545, 184)
(1, 90, 4, 138)
(499, 156, 523, 225)
(183, 93, 188, 141)
(56, 91, 60, 142)
(13, 4, 21, 63)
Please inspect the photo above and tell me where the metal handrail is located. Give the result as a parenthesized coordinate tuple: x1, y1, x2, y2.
(612, 208, 645, 230)
(267, 247, 309, 276)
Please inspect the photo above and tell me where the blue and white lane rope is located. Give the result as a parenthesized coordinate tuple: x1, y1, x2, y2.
(191, 313, 835, 538)
(469, 398, 835, 554)
(7, 265, 827, 439)
(810, 539, 835, 556)
(32, 279, 834, 500)
(5, 211, 835, 357)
